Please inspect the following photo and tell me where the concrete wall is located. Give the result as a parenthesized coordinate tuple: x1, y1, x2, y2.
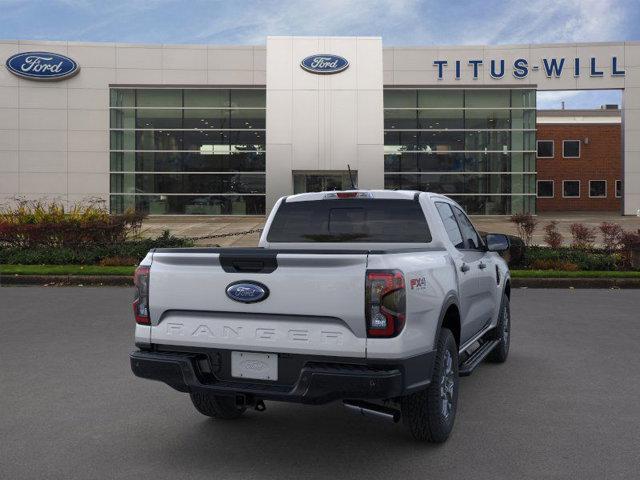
(0, 40, 265, 208)
(265, 36, 384, 209)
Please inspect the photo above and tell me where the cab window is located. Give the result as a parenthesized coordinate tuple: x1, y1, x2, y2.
(452, 205, 483, 250)
(435, 202, 464, 249)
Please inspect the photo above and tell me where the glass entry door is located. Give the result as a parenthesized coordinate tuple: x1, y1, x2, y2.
(293, 171, 358, 194)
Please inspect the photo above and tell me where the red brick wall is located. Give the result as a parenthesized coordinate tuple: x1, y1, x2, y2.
(536, 123, 622, 212)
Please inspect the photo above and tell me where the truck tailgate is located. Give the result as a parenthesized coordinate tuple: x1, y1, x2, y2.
(148, 249, 368, 357)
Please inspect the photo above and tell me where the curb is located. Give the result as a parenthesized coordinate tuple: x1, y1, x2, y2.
(2, 274, 640, 288)
(511, 277, 640, 289)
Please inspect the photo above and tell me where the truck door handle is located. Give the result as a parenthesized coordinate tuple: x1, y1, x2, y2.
(478, 262, 487, 270)
(460, 263, 470, 273)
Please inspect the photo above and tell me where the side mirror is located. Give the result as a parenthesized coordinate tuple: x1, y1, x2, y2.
(485, 233, 510, 252)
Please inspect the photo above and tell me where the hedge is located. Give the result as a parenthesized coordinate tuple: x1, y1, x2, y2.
(0, 230, 193, 265)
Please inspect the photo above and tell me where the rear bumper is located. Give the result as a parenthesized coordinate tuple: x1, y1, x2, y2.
(130, 348, 434, 405)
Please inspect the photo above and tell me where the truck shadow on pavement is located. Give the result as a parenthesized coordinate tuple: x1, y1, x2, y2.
(147, 402, 438, 477)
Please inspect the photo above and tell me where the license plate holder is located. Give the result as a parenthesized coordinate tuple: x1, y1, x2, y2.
(231, 351, 278, 381)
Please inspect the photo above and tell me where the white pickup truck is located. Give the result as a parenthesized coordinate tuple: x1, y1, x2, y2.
(130, 190, 512, 442)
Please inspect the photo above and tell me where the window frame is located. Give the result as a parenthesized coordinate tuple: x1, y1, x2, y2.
(615, 180, 622, 198)
(562, 180, 581, 198)
(536, 180, 554, 198)
(451, 203, 485, 251)
(536, 140, 554, 158)
(266, 199, 433, 244)
(562, 139, 581, 159)
(435, 201, 465, 249)
(589, 180, 607, 198)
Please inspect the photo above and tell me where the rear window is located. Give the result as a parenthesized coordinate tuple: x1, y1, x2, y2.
(266, 199, 431, 243)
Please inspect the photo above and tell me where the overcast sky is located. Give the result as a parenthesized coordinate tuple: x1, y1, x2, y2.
(1, 0, 637, 108)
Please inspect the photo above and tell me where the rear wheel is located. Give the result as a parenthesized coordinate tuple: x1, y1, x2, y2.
(487, 294, 510, 363)
(401, 328, 459, 442)
(190, 392, 246, 419)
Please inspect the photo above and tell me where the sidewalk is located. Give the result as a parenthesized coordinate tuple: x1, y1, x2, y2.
(139, 212, 640, 247)
(139, 216, 264, 246)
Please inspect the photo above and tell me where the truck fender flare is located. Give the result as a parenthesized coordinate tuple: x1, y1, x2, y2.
(501, 275, 511, 299)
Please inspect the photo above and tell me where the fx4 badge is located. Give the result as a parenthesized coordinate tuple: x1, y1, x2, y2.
(410, 276, 428, 291)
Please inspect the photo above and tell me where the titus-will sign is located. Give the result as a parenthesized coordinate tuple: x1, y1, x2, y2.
(5, 52, 80, 80)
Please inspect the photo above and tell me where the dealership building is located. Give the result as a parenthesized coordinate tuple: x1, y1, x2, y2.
(1, 36, 639, 215)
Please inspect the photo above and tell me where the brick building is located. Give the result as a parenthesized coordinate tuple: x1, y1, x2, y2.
(536, 109, 622, 213)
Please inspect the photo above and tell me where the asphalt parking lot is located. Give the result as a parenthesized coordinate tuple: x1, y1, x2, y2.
(1, 288, 639, 479)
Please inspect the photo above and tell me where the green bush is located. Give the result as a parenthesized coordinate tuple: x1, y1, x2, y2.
(0, 230, 193, 265)
(0, 198, 144, 248)
(521, 246, 619, 271)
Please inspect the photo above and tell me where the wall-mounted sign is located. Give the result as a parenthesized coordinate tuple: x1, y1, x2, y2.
(5, 52, 80, 80)
(432, 56, 625, 80)
(301, 54, 349, 74)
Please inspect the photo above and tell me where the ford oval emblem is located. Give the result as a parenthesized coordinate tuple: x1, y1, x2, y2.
(300, 54, 349, 74)
(226, 281, 269, 303)
(5, 52, 80, 81)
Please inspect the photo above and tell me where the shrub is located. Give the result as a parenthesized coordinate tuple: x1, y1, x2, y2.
(0, 198, 145, 249)
(509, 213, 538, 246)
(530, 259, 579, 271)
(542, 221, 563, 248)
(569, 223, 596, 249)
(619, 230, 640, 269)
(0, 230, 193, 265)
(525, 246, 618, 271)
(619, 230, 640, 250)
(99, 256, 140, 266)
(599, 222, 624, 251)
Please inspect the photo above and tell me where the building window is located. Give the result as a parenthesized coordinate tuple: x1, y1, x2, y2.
(562, 140, 580, 158)
(109, 88, 266, 215)
(589, 180, 607, 198)
(537, 140, 554, 158)
(563, 180, 580, 198)
(615, 180, 622, 198)
(383, 88, 537, 214)
(537, 180, 554, 198)
(293, 171, 358, 194)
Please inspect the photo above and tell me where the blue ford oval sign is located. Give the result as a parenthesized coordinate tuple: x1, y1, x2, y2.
(301, 54, 349, 74)
(226, 281, 269, 303)
(5, 52, 80, 81)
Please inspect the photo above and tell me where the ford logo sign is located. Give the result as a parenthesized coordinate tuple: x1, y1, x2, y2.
(5, 52, 80, 81)
(226, 281, 269, 303)
(300, 54, 349, 74)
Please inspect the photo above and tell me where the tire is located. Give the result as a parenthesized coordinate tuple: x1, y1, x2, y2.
(401, 328, 459, 443)
(487, 293, 510, 363)
(190, 392, 246, 419)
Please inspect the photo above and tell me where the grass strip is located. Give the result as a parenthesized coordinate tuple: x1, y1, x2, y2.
(2, 265, 639, 279)
(511, 270, 640, 278)
(0, 265, 135, 276)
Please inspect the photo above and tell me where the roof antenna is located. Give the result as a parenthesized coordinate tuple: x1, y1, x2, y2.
(347, 164, 356, 189)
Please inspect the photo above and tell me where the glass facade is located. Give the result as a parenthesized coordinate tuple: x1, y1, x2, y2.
(293, 171, 358, 194)
(109, 88, 266, 215)
(384, 89, 536, 214)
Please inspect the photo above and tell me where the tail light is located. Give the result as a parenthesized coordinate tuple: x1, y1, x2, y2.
(133, 265, 150, 325)
(365, 270, 406, 337)
(323, 191, 373, 199)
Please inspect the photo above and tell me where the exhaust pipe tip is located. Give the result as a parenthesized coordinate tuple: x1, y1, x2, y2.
(343, 400, 401, 423)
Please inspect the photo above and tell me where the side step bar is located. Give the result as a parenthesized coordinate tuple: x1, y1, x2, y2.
(458, 339, 500, 377)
